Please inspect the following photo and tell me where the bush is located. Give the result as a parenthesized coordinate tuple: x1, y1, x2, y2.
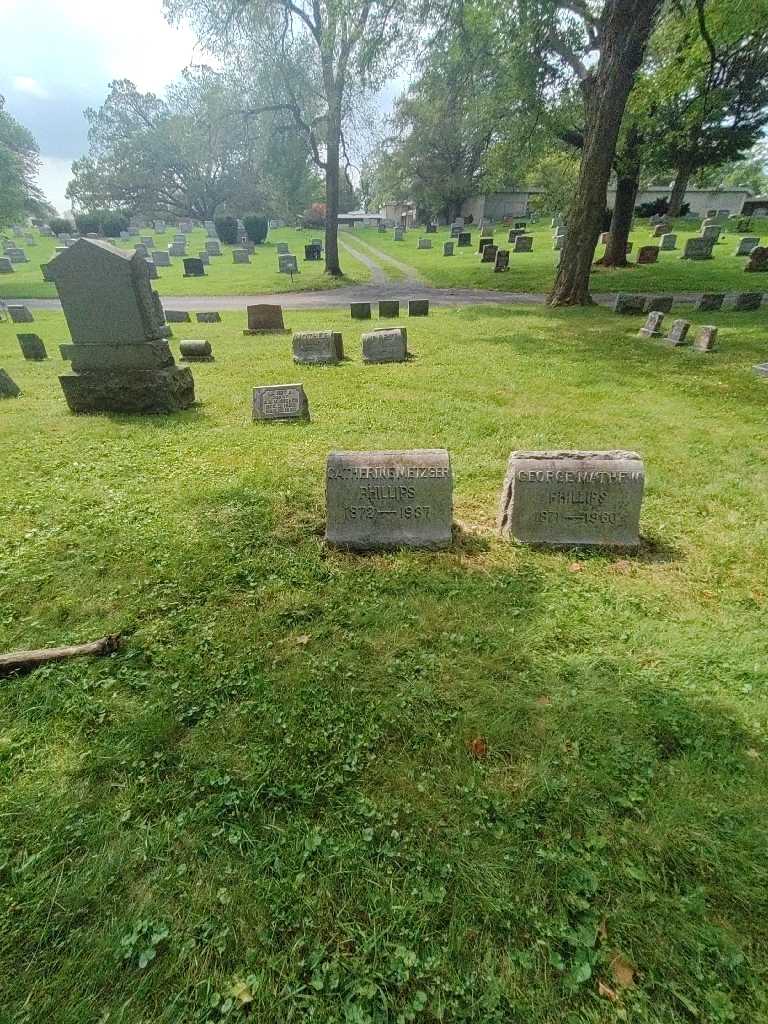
(214, 216, 239, 244)
(49, 218, 74, 235)
(634, 197, 689, 219)
(75, 213, 101, 235)
(300, 203, 326, 229)
(101, 214, 129, 237)
(243, 214, 268, 244)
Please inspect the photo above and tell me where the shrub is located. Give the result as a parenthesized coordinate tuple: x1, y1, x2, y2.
(300, 203, 326, 228)
(101, 213, 129, 237)
(634, 197, 688, 218)
(243, 214, 268, 244)
(49, 217, 74, 235)
(214, 216, 239, 244)
(75, 213, 101, 235)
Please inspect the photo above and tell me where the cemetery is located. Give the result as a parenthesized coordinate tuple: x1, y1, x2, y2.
(3, 0, 768, 1019)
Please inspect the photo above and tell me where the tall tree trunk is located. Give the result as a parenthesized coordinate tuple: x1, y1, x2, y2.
(667, 160, 691, 218)
(597, 127, 642, 267)
(324, 89, 343, 277)
(549, 0, 662, 306)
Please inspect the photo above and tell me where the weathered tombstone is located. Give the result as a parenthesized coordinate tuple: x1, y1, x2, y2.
(378, 223, 387, 233)
(233, 249, 250, 264)
(196, 312, 221, 323)
(481, 244, 498, 264)
(134, 244, 149, 258)
(457, 232, 471, 247)
(693, 326, 718, 352)
(639, 311, 665, 337)
(350, 302, 371, 319)
(717, 209, 730, 218)
(145, 259, 158, 280)
(478, 236, 493, 253)
(304, 243, 322, 261)
(276, 242, 289, 254)
(659, 233, 677, 251)
(205, 240, 221, 255)
(152, 250, 171, 267)
(450, 225, 461, 238)
(735, 237, 760, 256)
(325, 449, 452, 550)
(173, 234, 187, 244)
(733, 292, 762, 311)
(40, 262, 53, 281)
(498, 451, 644, 548)
(362, 327, 408, 363)
(183, 257, 206, 277)
(643, 295, 673, 313)
(6, 248, 28, 263)
(0, 369, 21, 398)
(244, 304, 289, 334)
(706, 208, 717, 218)
(637, 245, 659, 264)
(252, 383, 309, 422)
(198, 251, 210, 265)
(17, 333, 47, 359)
(378, 300, 400, 318)
(140, 236, 155, 247)
(48, 239, 193, 413)
(168, 242, 186, 257)
(417, 238, 432, 250)
(426, 223, 438, 234)
(494, 249, 510, 272)
(652, 223, 669, 238)
(665, 319, 691, 346)
(695, 293, 725, 312)
(745, 246, 768, 273)
(701, 225, 721, 245)
(393, 228, 404, 241)
(0, 257, 14, 273)
(514, 235, 533, 253)
(293, 330, 344, 365)
(681, 237, 713, 260)
(8, 305, 34, 323)
(278, 253, 299, 274)
(154, 221, 166, 233)
(443, 241, 454, 256)
(179, 340, 214, 362)
(613, 294, 646, 315)
(702, 217, 718, 229)
(165, 310, 191, 323)
(507, 228, 524, 243)
(409, 299, 429, 316)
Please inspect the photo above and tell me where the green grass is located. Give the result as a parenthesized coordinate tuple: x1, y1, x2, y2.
(2, 305, 768, 1022)
(0, 228, 372, 300)
(349, 218, 768, 294)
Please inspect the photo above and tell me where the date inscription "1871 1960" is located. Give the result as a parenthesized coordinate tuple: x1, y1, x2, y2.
(325, 449, 452, 550)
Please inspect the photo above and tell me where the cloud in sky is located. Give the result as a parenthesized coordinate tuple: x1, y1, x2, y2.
(12, 76, 50, 99)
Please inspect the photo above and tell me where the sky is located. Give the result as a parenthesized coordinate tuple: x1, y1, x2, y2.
(0, 0, 210, 213)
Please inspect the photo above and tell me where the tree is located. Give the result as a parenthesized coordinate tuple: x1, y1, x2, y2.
(164, 0, 418, 276)
(0, 96, 47, 227)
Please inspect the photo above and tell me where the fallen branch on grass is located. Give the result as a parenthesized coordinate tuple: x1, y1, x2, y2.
(0, 634, 122, 677)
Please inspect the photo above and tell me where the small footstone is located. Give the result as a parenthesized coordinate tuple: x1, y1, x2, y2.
(362, 328, 408, 364)
(639, 312, 665, 338)
(498, 450, 644, 548)
(17, 333, 47, 360)
(693, 326, 718, 352)
(378, 300, 400, 318)
(665, 319, 691, 346)
(8, 305, 34, 323)
(293, 331, 343, 365)
(165, 310, 191, 323)
(408, 299, 429, 316)
(733, 292, 762, 311)
(695, 293, 725, 312)
(0, 369, 21, 398)
(325, 449, 452, 550)
(196, 312, 221, 323)
(252, 383, 309, 422)
(613, 294, 646, 315)
(350, 302, 371, 319)
(643, 295, 673, 313)
(179, 340, 214, 362)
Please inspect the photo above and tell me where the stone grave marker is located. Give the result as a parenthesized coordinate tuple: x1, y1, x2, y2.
(409, 300, 429, 316)
(8, 305, 34, 323)
(276, 242, 289, 254)
(362, 327, 408, 363)
(6, 248, 28, 263)
(145, 260, 159, 280)
(183, 257, 206, 277)
(304, 243, 322, 261)
(478, 236, 493, 253)
(639, 312, 665, 337)
(134, 244, 149, 258)
(681, 237, 713, 260)
(665, 319, 691, 346)
(140, 236, 155, 247)
(745, 246, 768, 272)
(693, 326, 718, 352)
(351, 302, 371, 319)
(417, 238, 432, 250)
(196, 312, 221, 323)
(659, 233, 677, 251)
(695, 293, 725, 311)
(498, 450, 644, 547)
(426, 223, 437, 233)
(701, 225, 721, 245)
(652, 223, 669, 238)
(205, 240, 221, 255)
(706, 208, 717, 218)
(325, 449, 452, 550)
(232, 249, 250, 264)
(0, 257, 13, 274)
(40, 263, 53, 281)
(0, 369, 21, 398)
(457, 232, 471, 247)
(378, 300, 399, 318)
(165, 310, 191, 323)
(702, 218, 718, 228)
(735, 236, 760, 256)
(168, 242, 186, 257)
(198, 251, 210, 265)
(17, 333, 47, 360)
(152, 251, 171, 267)
(443, 241, 454, 256)
(494, 249, 510, 271)
(481, 244, 498, 264)
(179, 340, 214, 362)
(252, 383, 309, 422)
(293, 330, 344, 365)
(244, 304, 289, 334)
(450, 226, 461, 238)
(733, 292, 762, 311)
(278, 254, 299, 274)
(514, 235, 533, 253)
(393, 228, 404, 241)
(507, 228, 524, 243)
(643, 295, 673, 313)
(613, 294, 646, 315)
(637, 245, 659, 264)
(48, 238, 193, 413)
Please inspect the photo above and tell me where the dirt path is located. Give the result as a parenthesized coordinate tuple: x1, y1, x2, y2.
(339, 234, 426, 285)
(337, 236, 389, 286)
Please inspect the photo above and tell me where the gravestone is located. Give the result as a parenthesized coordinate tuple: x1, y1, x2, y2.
(168, 243, 186, 257)
(643, 295, 673, 313)
(145, 260, 158, 280)
(701, 225, 721, 245)
(244, 304, 289, 334)
(183, 257, 206, 277)
(478, 236, 493, 253)
(498, 451, 644, 547)
(733, 292, 762, 311)
(48, 239, 193, 413)
(514, 220, 527, 229)
(450, 226, 461, 238)
(304, 243, 322, 261)
(252, 383, 309, 422)
(514, 235, 533, 253)
(325, 449, 452, 550)
(507, 228, 524, 242)
(196, 312, 221, 323)
(695, 293, 725, 312)
(179, 340, 214, 362)
(40, 262, 53, 281)
(233, 249, 250, 264)
(134, 244, 149, 258)
(426, 223, 437, 234)
(706, 208, 717, 218)
(378, 223, 387, 233)
(152, 251, 171, 267)
(443, 241, 454, 256)
(481, 244, 498, 264)
(637, 245, 659, 264)
(173, 234, 187, 244)
(0, 369, 21, 398)
(417, 238, 432, 250)
(659, 233, 677, 251)
(745, 246, 768, 272)
(350, 302, 371, 319)
(6, 248, 28, 263)
(735, 237, 760, 256)
(17, 333, 47, 359)
(0, 258, 13, 273)
(205, 240, 221, 255)
(665, 319, 691, 346)
(293, 330, 344, 365)
(639, 311, 665, 337)
(693, 326, 717, 352)
(613, 294, 646, 314)
(652, 223, 669, 238)
(140, 236, 155, 247)
(362, 327, 408, 363)
(393, 228, 404, 241)
(457, 232, 471, 247)
(494, 249, 510, 272)
(278, 254, 299, 274)
(154, 221, 166, 233)
(165, 310, 191, 323)
(198, 251, 210, 265)
(276, 242, 289, 254)
(8, 305, 34, 323)
(681, 237, 713, 260)
(409, 300, 429, 316)
(378, 300, 399, 318)
(702, 218, 718, 229)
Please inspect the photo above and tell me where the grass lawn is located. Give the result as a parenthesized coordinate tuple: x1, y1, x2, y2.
(345, 218, 768, 295)
(0, 228, 372, 301)
(2, 304, 768, 1022)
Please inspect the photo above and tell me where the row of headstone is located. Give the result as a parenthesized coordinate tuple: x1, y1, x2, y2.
(638, 312, 717, 350)
(349, 300, 429, 318)
(288, 328, 409, 365)
(614, 291, 763, 314)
